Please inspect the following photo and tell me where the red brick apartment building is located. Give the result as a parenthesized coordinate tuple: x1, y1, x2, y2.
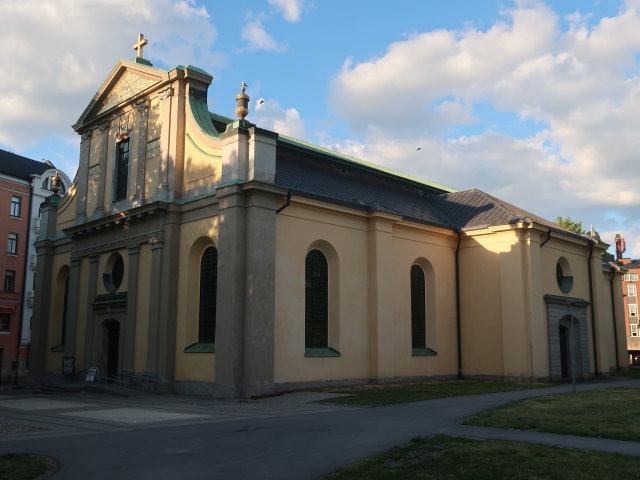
(0, 149, 70, 383)
(621, 258, 640, 365)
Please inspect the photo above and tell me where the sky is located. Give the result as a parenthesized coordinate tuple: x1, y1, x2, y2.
(1, 0, 639, 257)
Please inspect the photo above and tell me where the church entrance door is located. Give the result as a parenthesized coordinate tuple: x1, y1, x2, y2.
(559, 325, 569, 379)
(104, 320, 120, 376)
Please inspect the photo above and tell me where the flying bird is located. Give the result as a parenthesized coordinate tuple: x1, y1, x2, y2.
(259, 98, 265, 104)
(416, 147, 422, 151)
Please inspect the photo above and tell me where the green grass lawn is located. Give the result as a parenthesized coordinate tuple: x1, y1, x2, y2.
(0, 453, 48, 480)
(465, 386, 640, 441)
(319, 435, 640, 480)
(320, 380, 551, 407)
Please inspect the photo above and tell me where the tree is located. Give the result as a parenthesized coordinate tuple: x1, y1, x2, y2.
(555, 216, 585, 235)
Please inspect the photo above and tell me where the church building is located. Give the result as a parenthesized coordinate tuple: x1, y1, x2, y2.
(29, 36, 627, 397)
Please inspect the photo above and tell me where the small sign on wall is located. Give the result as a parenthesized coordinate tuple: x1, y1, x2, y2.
(85, 367, 98, 383)
(62, 356, 74, 374)
(147, 138, 160, 160)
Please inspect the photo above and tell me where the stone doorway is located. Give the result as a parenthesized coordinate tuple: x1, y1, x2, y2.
(102, 320, 120, 376)
(545, 295, 591, 381)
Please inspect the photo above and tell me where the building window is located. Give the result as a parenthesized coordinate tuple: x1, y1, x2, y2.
(411, 265, 427, 349)
(629, 304, 638, 322)
(628, 283, 637, 298)
(631, 324, 639, 337)
(103, 254, 124, 293)
(624, 273, 639, 282)
(114, 139, 130, 202)
(0, 314, 9, 332)
(556, 258, 573, 294)
(3, 271, 15, 293)
(61, 275, 70, 345)
(7, 233, 17, 255)
(10, 196, 21, 217)
(305, 249, 328, 349)
(198, 246, 218, 344)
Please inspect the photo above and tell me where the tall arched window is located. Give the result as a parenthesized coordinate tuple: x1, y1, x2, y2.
(61, 275, 70, 345)
(199, 246, 218, 343)
(305, 249, 328, 348)
(410, 264, 426, 349)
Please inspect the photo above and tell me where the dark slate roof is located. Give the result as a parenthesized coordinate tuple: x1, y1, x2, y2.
(429, 189, 561, 230)
(276, 155, 451, 226)
(276, 153, 581, 237)
(0, 149, 53, 181)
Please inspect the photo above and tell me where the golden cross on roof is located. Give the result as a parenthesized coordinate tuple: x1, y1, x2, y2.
(133, 33, 148, 58)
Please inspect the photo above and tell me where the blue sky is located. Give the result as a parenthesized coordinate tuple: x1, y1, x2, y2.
(1, 0, 639, 256)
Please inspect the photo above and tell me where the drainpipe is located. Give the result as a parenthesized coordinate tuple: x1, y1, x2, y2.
(539, 228, 552, 248)
(587, 240, 599, 376)
(609, 265, 620, 371)
(455, 229, 463, 380)
(275, 190, 292, 214)
(16, 181, 35, 384)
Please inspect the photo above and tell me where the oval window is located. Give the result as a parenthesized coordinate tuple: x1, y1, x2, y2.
(556, 257, 573, 294)
(103, 253, 125, 293)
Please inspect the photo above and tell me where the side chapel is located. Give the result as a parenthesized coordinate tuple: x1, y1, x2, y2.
(30, 36, 627, 397)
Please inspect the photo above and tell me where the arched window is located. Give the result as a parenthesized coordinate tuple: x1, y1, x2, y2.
(305, 249, 328, 348)
(61, 275, 70, 345)
(410, 264, 426, 349)
(199, 246, 218, 343)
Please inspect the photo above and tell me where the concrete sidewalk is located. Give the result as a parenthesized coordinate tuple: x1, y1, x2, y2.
(0, 378, 638, 479)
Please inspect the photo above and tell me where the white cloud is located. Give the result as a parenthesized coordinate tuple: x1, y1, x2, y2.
(0, 0, 219, 150)
(254, 99, 307, 140)
(241, 16, 284, 51)
(327, 0, 640, 256)
(268, 0, 303, 22)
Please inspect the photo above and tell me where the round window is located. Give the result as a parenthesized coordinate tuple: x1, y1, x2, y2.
(103, 253, 125, 293)
(556, 257, 573, 294)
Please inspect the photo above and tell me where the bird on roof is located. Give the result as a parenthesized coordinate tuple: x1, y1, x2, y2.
(242, 81, 249, 88)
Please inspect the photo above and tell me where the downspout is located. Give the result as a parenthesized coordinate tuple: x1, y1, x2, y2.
(539, 228, 552, 248)
(587, 240, 599, 376)
(16, 182, 35, 384)
(455, 228, 463, 380)
(609, 265, 620, 371)
(275, 190, 292, 214)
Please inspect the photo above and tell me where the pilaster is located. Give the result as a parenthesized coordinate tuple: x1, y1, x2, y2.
(214, 182, 285, 397)
(145, 239, 164, 374)
(133, 100, 149, 205)
(122, 245, 140, 372)
(29, 243, 55, 374)
(367, 213, 399, 380)
(83, 254, 99, 367)
(93, 122, 110, 217)
(63, 256, 83, 362)
(75, 131, 92, 223)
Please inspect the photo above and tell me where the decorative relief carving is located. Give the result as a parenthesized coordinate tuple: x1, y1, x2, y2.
(136, 97, 150, 112)
(158, 87, 174, 100)
(81, 131, 92, 142)
(146, 138, 161, 160)
(116, 113, 132, 141)
(99, 121, 110, 132)
(96, 71, 158, 115)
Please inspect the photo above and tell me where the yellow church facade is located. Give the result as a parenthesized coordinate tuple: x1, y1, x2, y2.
(29, 48, 627, 397)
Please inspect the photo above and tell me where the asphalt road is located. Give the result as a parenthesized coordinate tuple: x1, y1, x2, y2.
(1, 379, 639, 479)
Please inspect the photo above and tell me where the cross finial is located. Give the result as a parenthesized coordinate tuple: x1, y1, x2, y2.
(133, 33, 149, 59)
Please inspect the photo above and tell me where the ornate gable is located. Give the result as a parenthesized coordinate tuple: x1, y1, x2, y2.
(95, 71, 158, 116)
(74, 60, 167, 131)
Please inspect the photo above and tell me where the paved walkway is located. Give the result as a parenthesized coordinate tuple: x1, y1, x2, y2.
(0, 378, 638, 479)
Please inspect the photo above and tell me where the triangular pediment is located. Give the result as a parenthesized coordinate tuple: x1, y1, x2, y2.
(95, 70, 158, 115)
(74, 60, 167, 131)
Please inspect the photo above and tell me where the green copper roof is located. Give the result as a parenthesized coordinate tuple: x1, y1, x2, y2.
(279, 135, 456, 193)
(190, 95, 220, 139)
